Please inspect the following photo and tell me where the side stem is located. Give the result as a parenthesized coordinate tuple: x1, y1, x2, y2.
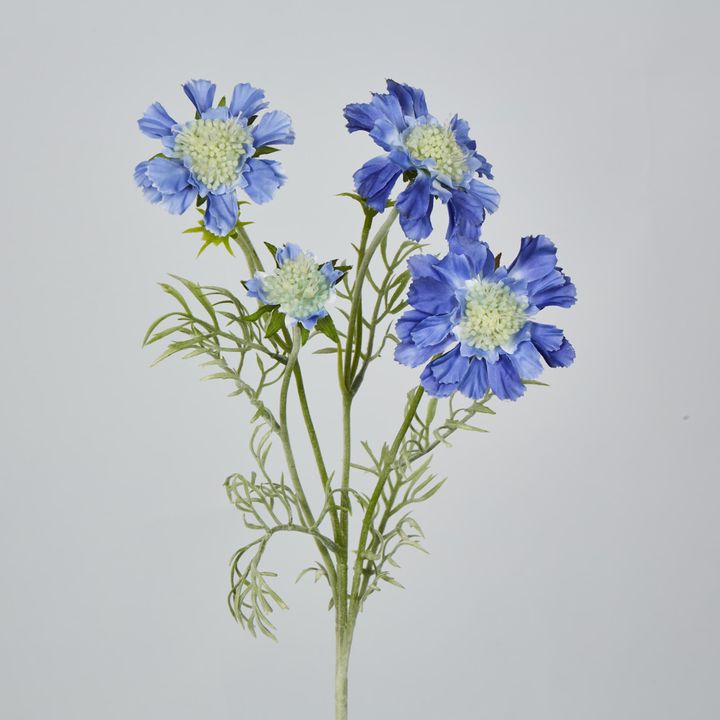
(279, 325, 337, 587)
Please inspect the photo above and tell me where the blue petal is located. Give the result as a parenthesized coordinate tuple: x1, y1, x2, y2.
(419, 362, 459, 397)
(201, 107, 230, 121)
(407, 277, 456, 314)
(507, 235, 559, 284)
(527, 269, 577, 309)
(407, 254, 441, 279)
(134, 161, 162, 203)
(369, 117, 404, 152)
(528, 322, 563, 352)
(183, 79, 216, 114)
(367, 94, 408, 150)
(467, 177, 500, 214)
(353, 156, 402, 212)
(474, 152, 494, 180)
(530, 323, 575, 368)
(449, 115, 473, 148)
(446, 179, 499, 249)
(146, 157, 193, 194)
(138, 102, 177, 139)
(465, 241, 496, 276)
(396, 309, 428, 343)
(320, 262, 343, 285)
(386, 79, 428, 119)
(410, 314, 455, 347)
(343, 101, 380, 133)
(542, 338, 575, 368)
(204, 193, 238, 236)
(433, 251, 477, 287)
(486, 355, 526, 400)
(299, 308, 327, 330)
(396, 174, 434, 241)
(369, 92, 406, 132)
(428, 346, 469, 384)
(458, 358, 490, 399)
(246, 274, 271, 304)
(229, 83, 268, 118)
(251, 110, 295, 147)
(395, 339, 449, 368)
(163, 186, 198, 215)
(242, 158, 286, 204)
(509, 340, 544, 380)
(277, 243, 303, 265)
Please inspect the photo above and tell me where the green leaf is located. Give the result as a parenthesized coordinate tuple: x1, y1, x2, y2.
(299, 325, 310, 345)
(315, 315, 339, 343)
(218, 95, 227, 107)
(241, 304, 277, 323)
(159, 282, 191, 315)
(254, 146, 280, 157)
(425, 398, 438, 426)
(313, 347, 338, 355)
(264, 242, 279, 261)
(336, 191, 365, 203)
(265, 308, 286, 339)
(169, 275, 218, 328)
(468, 402, 495, 414)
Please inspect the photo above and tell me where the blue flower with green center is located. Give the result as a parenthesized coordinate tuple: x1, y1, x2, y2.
(395, 236, 576, 400)
(246, 244, 343, 330)
(343, 80, 500, 248)
(134, 79, 295, 237)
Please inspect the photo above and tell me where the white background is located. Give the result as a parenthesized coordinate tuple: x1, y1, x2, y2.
(2, 1, 719, 718)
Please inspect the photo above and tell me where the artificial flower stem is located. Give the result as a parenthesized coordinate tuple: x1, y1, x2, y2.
(335, 389, 354, 720)
(279, 325, 337, 587)
(343, 208, 398, 391)
(235, 225, 264, 274)
(349, 385, 425, 615)
(335, 615, 354, 720)
(292, 363, 342, 541)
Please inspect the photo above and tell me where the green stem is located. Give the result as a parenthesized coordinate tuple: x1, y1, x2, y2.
(343, 208, 398, 391)
(335, 618, 354, 720)
(234, 225, 264, 274)
(279, 325, 337, 587)
(349, 385, 424, 615)
(293, 364, 341, 540)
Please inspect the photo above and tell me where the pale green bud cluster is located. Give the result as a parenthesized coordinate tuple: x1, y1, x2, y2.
(264, 254, 332, 321)
(405, 123, 468, 184)
(174, 118, 251, 191)
(455, 279, 528, 350)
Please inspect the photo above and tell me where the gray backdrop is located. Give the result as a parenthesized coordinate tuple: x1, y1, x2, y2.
(2, 1, 718, 718)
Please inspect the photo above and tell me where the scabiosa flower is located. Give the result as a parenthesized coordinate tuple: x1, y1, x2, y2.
(394, 236, 576, 401)
(134, 79, 295, 237)
(246, 244, 343, 330)
(343, 80, 500, 247)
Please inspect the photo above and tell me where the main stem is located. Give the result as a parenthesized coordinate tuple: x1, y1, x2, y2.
(333, 207, 400, 720)
(335, 618, 353, 720)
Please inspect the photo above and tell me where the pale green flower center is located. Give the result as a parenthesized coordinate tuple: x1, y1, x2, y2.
(264, 254, 331, 320)
(455, 279, 528, 350)
(174, 118, 251, 191)
(405, 123, 467, 184)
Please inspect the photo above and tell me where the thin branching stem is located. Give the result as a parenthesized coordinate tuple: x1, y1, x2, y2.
(279, 325, 337, 588)
(349, 385, 424, 618)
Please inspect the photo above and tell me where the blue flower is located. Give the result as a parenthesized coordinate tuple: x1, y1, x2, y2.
(246, 244, 343, 330)
(344, 80, 499, 247)
(134, 79, 294, 237)
(394, 236, 576, 400)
